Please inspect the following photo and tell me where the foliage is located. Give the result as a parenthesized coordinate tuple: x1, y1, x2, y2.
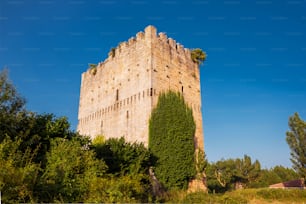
(286, 112, 306, 180)
(93, 137, 154, 176)
(0, 69, 25, 115)
(191, 48, 206, 65)
(0, 137, 40, 203)
(2, 68, 305, 203)
(149, 91, 196, 190)
(271, 165, 299, 182)
(92, 134, 105, 145)
(195, 149, 208, 178)
(88, 63, 97, 75)
(89, 137, 154, 203)
(0, 69, 26, 143)
(13, 113, 77, 166)
(206, 155, 261, 192)
(250, 165, 299, 188)
(37, 138, 107, 203)
(86, 174, 152, 203)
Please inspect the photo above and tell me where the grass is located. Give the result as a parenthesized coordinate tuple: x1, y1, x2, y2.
(164, 188, 306, 204)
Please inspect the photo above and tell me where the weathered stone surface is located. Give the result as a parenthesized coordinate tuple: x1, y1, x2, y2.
(188, 178, 208, 193)
(77, 25, 204, 151)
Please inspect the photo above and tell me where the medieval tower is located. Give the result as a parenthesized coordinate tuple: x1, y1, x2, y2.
(77, 25, 204, 151)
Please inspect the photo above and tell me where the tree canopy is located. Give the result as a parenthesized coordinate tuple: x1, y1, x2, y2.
(286, 112, 306, 180)
(206, 155, 261, 192)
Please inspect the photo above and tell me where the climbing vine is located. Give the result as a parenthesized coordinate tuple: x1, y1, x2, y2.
(149, 91, 196, 190)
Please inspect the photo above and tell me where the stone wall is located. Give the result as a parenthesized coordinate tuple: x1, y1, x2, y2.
(77, 25, 204, 150)
(77, 28, 153, 144)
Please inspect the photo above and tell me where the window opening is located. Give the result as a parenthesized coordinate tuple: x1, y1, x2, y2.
(116, 89, 119, 101)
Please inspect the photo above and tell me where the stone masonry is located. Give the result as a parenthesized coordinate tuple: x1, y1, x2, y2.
(77, 25, 204, 151)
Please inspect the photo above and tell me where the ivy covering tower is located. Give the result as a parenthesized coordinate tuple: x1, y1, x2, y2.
(149, 91, 196, 190)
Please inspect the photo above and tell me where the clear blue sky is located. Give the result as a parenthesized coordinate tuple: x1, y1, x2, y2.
(1, 0, 305, 169)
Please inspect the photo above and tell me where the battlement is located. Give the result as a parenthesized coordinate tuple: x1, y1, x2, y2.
(94, 25, 194, 73)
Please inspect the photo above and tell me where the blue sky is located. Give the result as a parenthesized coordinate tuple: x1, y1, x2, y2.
(1, 0, 306, 168)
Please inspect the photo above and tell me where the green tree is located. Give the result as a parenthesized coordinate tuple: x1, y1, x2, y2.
(250, 166, 299, 188)
(149, 91, 196, 190)
(0, 137, 40, 203)
(18, 113, 76, 165)
(0, 69, 25, 115)
(273, 165, 299, 181)
(89, 137, 154, 203)
(207, 155, 261, 192)
(93, 137, 153, 176)
(235, 155, 261, 187)
(286, 113, 306, 180)
(0, 69, 26, 142)
(86, 174, 151, 203)
(38, 138, 106, 202)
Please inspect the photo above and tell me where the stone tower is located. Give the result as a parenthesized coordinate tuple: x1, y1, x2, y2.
(77, 25, 204, 151)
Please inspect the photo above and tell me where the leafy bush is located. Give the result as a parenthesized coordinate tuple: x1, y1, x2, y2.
(93, 137, 154, 176)
(37, 138, 106, 203)
(86, 174, 152, 203)
(0, 137, 39, 203)
(191, 48, 206, 65)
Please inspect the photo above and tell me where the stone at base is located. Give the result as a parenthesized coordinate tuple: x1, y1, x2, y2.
(188, 178, 207, 193)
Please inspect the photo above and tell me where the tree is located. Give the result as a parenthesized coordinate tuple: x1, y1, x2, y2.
(191, 48, 206, 65)
(0, 69, 26, 142)
(0, 137, 40, 203)
(0, 69, 25, 115)
(272, 165, 299, 182)
(89, 137, 154, 203)
(286, 113, 306, 180)
(149, 91, 196, 190)
(235, 155, 261, 186)
(93, 137, 153, 176)
(38, 138, 106, 203)
(206, 155, 261, 192)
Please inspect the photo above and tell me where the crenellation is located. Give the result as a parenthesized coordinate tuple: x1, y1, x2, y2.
(144, 25, 157, 39)
(158, 32, 167, 41)
(136, 31, 145, 39)
(168, 38, 176, 49)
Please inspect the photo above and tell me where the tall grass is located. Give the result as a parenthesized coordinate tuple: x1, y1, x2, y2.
(165, 188, 306, 203)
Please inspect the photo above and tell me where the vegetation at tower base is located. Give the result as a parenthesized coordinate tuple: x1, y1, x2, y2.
(92, 136, 155, 176)
(149, 91, 197, 190)
(2, 68, 306, 203)
(286, 112, 306, 182)
(191, 48, 206, 65)
(37, 138, 106, 203)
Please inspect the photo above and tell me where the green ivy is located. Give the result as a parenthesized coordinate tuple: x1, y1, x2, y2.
(149, 91, 196, 190)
